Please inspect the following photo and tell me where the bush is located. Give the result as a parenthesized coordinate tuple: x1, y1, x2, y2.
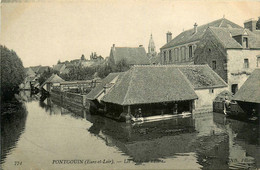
(1, 45, 25, 101)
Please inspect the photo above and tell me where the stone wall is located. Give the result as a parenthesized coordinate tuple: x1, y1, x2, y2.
(194, 29, 228, 82)
(194, 87, 228, 112)
(226, 49, 260, 91)
(161, 41, 198, 65)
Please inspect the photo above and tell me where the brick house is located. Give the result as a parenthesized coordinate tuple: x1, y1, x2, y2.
(194, 19, 260, 94)
(160, 18, 242, 65)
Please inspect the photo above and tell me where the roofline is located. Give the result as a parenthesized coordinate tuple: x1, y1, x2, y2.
(204, 64, 228, 86)
(160, 18, 243, 50)
(102, 97, 198, 106)
(233, 99, 260, 104)
(194, 85, 228, 90)
(160, 40, 200, 50)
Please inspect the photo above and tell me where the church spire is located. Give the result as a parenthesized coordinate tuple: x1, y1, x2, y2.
(148, 34, 156, 55)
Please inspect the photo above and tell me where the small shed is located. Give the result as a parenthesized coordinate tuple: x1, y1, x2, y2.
(40, 74, 65, 92)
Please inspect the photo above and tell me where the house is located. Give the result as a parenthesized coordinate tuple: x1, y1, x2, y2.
(194, 19, 260, 94)
(30, 65, 42, 74)
(87, 65, 227, 120)
(40, 74, 65, 92)
(53, 63, 70, 74)
(38, 66, 50, 74)
(29, 65, 50, 75)
(233, 68, 260, 115)
(160, 18, 243, 65)
(25, 67, 36, 78)
(90, 52, 104, 62)
(108, 44, 150, 66)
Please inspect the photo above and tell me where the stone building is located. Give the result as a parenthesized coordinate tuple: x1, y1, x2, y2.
(194, 19, 260, 94)
(108, 44, 150, 66)
(160, 18, 243, 65)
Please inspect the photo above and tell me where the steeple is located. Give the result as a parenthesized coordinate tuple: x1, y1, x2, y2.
(148, 34, 156, 55)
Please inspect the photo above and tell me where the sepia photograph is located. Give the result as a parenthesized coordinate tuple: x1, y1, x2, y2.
(1, 0, 260, 169)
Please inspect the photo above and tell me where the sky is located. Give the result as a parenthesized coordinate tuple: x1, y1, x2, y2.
(1, 0, 260, 67)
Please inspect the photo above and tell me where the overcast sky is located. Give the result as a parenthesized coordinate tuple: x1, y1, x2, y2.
(1, 0, 260, 67)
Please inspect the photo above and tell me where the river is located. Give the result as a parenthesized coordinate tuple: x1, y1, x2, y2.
(1, 91, 259, 170)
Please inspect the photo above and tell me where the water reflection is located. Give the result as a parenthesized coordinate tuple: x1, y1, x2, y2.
(1, 92, 259, 169)
(1, 101, 28, 164)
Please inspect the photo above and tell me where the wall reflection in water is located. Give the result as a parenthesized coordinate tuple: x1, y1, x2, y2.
(46, 96, 259, 169)
(2, 91, 259, 169)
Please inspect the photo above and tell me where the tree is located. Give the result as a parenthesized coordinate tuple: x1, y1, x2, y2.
(57, 60, 61, 64)
(81, 54, 86, 61)
(114, 59, 130, 72)
(0, 45, 25, 101)
(256, 17, 260, 30)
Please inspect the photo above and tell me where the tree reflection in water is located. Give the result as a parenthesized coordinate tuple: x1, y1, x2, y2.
(2, 92, 258, 169)
(1, 99, 28, 164)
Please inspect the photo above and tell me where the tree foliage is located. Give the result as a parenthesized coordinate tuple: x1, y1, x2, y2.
(59, 59, 130, 81)
(1, 45, 25, 101)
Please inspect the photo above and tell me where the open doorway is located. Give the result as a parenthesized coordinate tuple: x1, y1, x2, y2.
(231, 84, 238, 94)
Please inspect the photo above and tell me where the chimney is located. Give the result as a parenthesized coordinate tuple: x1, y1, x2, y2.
(166, 31, 172, 43)
(244, 19, 257, 32)
(194, 23, 198, 34)
(139, 45, 143, 47)
(112, 44, 115, 50)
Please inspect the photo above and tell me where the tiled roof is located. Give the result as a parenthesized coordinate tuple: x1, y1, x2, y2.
(30, 65, 41, 73)
(45, 74, 64, 83)
(38, 66, 50, 74)
(101, 66, 199, 105)
(209, 27, 260, 49)
(110, 46, 150, 65)
(161, 18, 243, 49)
(40, 74, 64, 89)
(233, 69, 260, 104)
(176, 65, 227, 89)
(53, 64, 65, 72)
(25, 67, 36, 77)
(86, 72, 124, 100)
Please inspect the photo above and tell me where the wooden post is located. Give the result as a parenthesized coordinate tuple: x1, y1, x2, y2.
(104, 103, 107, 112)
(125, 105, 131, 123)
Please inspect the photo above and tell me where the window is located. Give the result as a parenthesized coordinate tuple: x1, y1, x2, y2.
(175, 49, 178, 61)
(176, 48, 179, 61)
(257, 57, 260, 67)
(243, 37, 248, 48)
(212, 60, 217, 70)
(244, 58, 249, 68)
(189, 45, 193, 58)
(223, 59, 227, 70)
(164, 51, 167, 64)
(169, 50, 172, 63)
(231, 84, 238, 94)
(209, 89, 214, 94)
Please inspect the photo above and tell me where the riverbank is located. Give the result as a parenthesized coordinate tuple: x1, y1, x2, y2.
(1, 97, 23, 116)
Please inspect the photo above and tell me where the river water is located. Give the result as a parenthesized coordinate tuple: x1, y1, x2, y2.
(1, 91, 259, 170)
